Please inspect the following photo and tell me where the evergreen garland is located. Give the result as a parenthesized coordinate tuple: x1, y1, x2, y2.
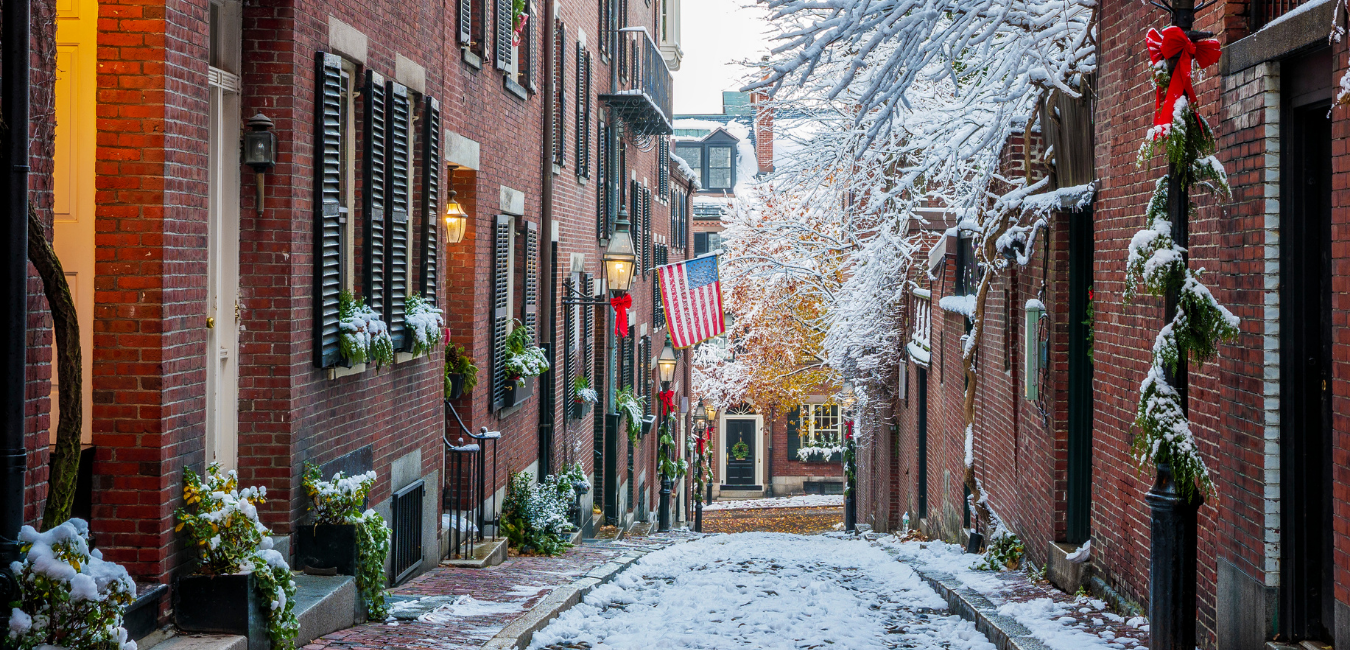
(1126, 62, 1236, 500)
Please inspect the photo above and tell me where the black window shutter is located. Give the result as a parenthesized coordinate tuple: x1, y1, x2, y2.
(629, 180, 640, 271)
(582, 273, 594, 382)
(786, 406, 802, 460)
(597, 122, 608, 239)
(563, 277, 575, 406)
(621, 332, 632, 389)
(642, 186, 652, 277)
(458, 0, 473, 45)
(553, 19, 566, 167)
(362, 70, 387, 318)
(491, 215, 512, 410)
(641, 337, 650, 418)
(313, 52, 344, 369)
(654, 245, 665, 329)
(526, 1, 539, 93)
(384, 81, 412, 350)
(419, 96, 441, 306)
(575, 46, 589, 178)
(495, 0, 513, 71)
(658, 138, 669, 198)
(524, 221, 539, 337)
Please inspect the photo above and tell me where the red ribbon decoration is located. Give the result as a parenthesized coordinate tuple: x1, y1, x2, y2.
(695, 434, 706, 455)
(610, 294, 632, 337)
(1145, 26, 1221, 135)
(658, 390, 677, 417)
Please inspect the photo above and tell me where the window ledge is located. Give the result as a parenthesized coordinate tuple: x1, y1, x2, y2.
(553, 163, 562, 175)
(328, 363, 367, 380)
(394, 351, 420, 364)
(462, 48, 483, 70)
(504, 76, 528, 101)
(497, 404, 522, 420)
(576, 176, 588, 187)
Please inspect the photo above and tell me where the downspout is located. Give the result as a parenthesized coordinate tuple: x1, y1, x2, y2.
(0, 0, 33, 609)
(539, 0, 558, 475)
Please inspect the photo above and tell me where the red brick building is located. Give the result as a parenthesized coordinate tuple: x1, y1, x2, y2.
(23, 0, 692, 638)
(857, 1, 1350, 647)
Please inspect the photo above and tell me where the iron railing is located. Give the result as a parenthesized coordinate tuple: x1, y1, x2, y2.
(444, 435, 480, 560)
(444, 400, 501, 547)
(1249, 0, 1305, 30)
(391, 479, 425, 584)
(911, 288, 932, 353)
(600, 27, 673, 136)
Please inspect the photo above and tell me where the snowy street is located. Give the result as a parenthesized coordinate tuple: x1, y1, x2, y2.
(527, 533, 995, 650)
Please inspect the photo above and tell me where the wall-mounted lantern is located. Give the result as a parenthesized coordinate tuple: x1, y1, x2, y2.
(243, 113, 277, 216)
(443, 190, 468, 244)
(603, 207, 637, 295)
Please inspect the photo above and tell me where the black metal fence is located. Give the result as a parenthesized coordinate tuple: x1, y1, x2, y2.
(445, 400, 501, 557)
(390, 479, 425, 584)
(602, 27, 672, 136)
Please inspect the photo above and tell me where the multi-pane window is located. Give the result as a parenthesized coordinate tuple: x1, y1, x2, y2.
(694, 231, 720, 257)
(798, 404, 842, 447)
(674, 144, 701, 185)
(707, 145, 733, 190)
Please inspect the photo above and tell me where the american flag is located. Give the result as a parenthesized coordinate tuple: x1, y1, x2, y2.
(659, 255, 726, 349)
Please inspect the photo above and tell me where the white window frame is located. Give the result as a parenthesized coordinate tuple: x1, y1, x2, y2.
(798, 403, 842, 447)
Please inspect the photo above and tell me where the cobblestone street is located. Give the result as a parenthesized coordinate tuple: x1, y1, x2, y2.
(702, 505, 843, 535)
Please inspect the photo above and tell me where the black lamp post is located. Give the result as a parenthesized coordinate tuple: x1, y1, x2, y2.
(656, 338, 677, 532)
(692, 399, 706, 532)
(841, 381, 857, 533)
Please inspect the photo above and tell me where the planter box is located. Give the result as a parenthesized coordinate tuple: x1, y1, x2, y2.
(569, 399, 592, 420)
(446, 373, 465, 400)
(175, 573, 269, 650)
(504, 376, 533, 408)
(296, 523, 359, 575)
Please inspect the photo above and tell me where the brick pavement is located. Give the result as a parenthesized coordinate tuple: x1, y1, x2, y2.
(702, 505, 844, 535)
(304, 537, 674, 650)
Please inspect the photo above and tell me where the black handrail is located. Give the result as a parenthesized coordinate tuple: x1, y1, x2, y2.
(444, 435, 479, 560)
(445, 398, 502, 541)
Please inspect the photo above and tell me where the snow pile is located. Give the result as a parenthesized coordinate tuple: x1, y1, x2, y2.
(939, 295, 977, 318)
(703, 495, 843, 511)
(997, 598, 1125, 650)
(527, 533, 995, 650)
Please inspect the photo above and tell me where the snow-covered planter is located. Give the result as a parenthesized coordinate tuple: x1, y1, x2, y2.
(614, 386, 647, 446)
(500, 471, 575, 556)
(504, 320, 549, 385)
(796, 444, 846, 462)
(299, 466, 391, 620)
(338, 291, 394, 370)
(175, 464, 298, 650)
(404, 292, 445, 358)
(7, 519, 137, 650)
(569, 377, 597, 419)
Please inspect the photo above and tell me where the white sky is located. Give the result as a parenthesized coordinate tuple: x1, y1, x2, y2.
(671, 0, 772, 115)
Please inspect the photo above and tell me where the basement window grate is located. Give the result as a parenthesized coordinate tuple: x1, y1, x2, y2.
(391, 479, 425, 584)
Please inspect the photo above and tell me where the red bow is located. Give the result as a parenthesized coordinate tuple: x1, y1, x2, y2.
(695, 434, 706, 455)
(659, 390, 677, 416)
(610, 294, 632, 337)
(1145, 26, 1221, 135)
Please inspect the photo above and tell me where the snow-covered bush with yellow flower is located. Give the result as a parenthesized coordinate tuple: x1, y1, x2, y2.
(176, 464, 298, 649)
(7, 518, 137, 650)
(302, 465, 390, 619)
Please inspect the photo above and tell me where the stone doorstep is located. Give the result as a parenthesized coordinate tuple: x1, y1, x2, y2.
(142, 574, 355, 650)
(480, 542, 675, 650)
(1045, 541, 1088, 595)
(442, 537, 509, 568)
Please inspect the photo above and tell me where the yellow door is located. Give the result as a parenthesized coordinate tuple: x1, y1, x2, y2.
(52, 0, 97, 445)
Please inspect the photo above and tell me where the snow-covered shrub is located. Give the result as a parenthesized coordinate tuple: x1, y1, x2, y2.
(614, 387, 646, 446)
(796, 444, 846, 462)
(338, 291, 394, 370)
(504, 320, 549, 384)
(7, 519, 137, 650)
(500, 471, 574, 556)
(301, 466, 391, 619)
(176, 464, 298, 650)
(971, 532, 1025, 572)
(404, 292, 445, 358)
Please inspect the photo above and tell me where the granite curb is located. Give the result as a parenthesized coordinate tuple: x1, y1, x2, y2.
(481, 546, 672, 650)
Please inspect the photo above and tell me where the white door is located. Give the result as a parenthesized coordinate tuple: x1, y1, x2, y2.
(206, 1, 242, 471)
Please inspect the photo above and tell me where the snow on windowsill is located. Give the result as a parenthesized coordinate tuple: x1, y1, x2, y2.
(938, 295, 977, 317)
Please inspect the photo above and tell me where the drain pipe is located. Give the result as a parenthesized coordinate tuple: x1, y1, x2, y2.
(0, 0, 33, 613)
(539, 0, 557, 475)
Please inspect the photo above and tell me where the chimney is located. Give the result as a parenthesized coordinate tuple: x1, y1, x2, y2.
(752, 56, 774, 174)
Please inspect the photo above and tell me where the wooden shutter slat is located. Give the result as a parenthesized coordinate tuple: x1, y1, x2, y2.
(459, 0, 473, 45)
(597, 122, 607, 239)
(362, 71, 388, 317)
(642, 186, 652, 277)
(553, 20, 566, 167)
(313, 52, 344, 369)
(384, 81, 412, 350)
(658, 138, 669, 198)
(419, 96, 441, 306)
(524, 221, 539, 338)
(495, 0, 513, 71)
(786, 406, 802, 460)
(563, 277, 575, 406)
(583, 272, 594, 377)
(492, 215, 512, 410)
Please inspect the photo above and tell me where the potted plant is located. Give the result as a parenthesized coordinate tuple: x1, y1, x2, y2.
(404, 292, 445, 358)
(500, 471, 575, 556)
(338, 291, 394, 371)
(298, 465, 392, 620)
(504, 319, 549, 406)
(444, 343, 479, 400)
(570, 376, 597, 419)
(614, 386, 647, 447)
(8, 518, 139, 650)
(175, 464, 298, 650)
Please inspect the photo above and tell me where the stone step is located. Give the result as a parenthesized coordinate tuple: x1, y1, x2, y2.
(292, 573, 357, 646)
(139, 630, 247, 650)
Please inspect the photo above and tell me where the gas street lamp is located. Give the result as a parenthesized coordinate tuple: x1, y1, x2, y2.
(603, 207, 637, 295)
(657, 337, 678, 531)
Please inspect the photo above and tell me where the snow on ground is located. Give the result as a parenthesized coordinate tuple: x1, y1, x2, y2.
(879, 538, 1143, 650)
(702, 494, 843, 511)
(527, 533, 995, 650)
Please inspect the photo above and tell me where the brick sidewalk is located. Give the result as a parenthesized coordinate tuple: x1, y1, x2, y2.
(702, 506, 844, 535)
(304, 536, 676, 650)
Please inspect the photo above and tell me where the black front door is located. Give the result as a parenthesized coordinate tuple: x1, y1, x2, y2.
(1066, 207, 1094, 545)
(916, 367, 929, 519)
(1280, 47, 1333, 643)
(725, 419, 756, 486)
